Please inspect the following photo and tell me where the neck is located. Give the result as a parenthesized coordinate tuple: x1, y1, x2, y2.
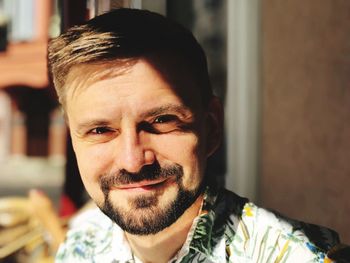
(125, 194, 204, 263)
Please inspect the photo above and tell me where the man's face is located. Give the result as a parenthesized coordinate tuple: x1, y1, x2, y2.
(65, 59, 220, 235)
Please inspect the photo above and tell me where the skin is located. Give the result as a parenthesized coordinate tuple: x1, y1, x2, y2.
(65, 58, 222, 263)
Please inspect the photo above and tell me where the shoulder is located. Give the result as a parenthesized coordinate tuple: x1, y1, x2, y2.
(213, 189, 340, 262)
(55, 208, 121, 262)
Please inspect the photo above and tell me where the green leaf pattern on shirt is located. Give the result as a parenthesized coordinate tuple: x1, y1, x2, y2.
(55, 187, 340, 263)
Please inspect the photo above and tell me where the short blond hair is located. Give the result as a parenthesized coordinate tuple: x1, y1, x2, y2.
(48, 8, 212, 108)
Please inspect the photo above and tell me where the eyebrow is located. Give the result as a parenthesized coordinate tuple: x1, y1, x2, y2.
(141, 104, 193, 119)
(74, 104, 193, 132)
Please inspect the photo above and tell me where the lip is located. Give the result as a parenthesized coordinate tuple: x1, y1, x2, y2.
(111, 178, 169, 191)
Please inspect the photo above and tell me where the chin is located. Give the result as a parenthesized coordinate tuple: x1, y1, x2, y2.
(100, 184, 202, 235)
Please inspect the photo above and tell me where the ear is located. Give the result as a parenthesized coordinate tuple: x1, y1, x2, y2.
(205, 96, 223, 157)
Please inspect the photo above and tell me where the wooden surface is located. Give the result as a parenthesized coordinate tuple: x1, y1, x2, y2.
(0, 41, 48, 89)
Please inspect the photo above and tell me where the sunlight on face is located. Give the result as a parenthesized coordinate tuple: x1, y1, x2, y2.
(66, 59, 211, 234)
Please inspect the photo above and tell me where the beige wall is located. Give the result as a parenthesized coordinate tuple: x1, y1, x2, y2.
(261, 0, 350, 243)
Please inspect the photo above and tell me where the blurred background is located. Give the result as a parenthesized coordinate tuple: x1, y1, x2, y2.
(0, 0, 349, 259)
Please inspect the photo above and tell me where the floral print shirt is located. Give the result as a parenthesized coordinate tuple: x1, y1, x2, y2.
(55, 188, 341, 263)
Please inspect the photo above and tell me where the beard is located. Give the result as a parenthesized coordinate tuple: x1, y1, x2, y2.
(97, 162, 203, 235)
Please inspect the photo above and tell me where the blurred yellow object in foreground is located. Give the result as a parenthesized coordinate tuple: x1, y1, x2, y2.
(0, 196, 61, 263)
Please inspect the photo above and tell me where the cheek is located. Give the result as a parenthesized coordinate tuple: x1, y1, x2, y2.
(151, 134, 205, 188)
(72, 140, 115, 201)
(73, 139, 115, 173)
(151, 134, 199, 162)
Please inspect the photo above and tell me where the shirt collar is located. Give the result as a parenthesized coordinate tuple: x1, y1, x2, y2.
(171, 187, 228, 262)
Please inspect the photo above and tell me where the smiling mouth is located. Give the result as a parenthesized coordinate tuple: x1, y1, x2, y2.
(111, 178, 170, 191)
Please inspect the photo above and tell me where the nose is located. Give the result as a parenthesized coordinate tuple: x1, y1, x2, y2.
(115, 126, 155, 173)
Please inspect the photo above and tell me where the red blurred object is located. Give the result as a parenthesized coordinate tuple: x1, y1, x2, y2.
(59, 194, 78, 217)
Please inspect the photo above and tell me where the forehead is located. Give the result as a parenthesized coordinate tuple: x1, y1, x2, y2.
(65, 57, 203, 111)
(65, 59, 204, 131)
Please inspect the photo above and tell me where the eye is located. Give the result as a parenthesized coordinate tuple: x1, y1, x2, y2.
(153, 115, 178, 124)
(84, 126, 118, 143)
(145, 114, 183, 134)
(90, 126, 113, 135)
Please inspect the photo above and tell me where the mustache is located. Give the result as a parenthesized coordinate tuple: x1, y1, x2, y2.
(100, 163, 183, 192)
